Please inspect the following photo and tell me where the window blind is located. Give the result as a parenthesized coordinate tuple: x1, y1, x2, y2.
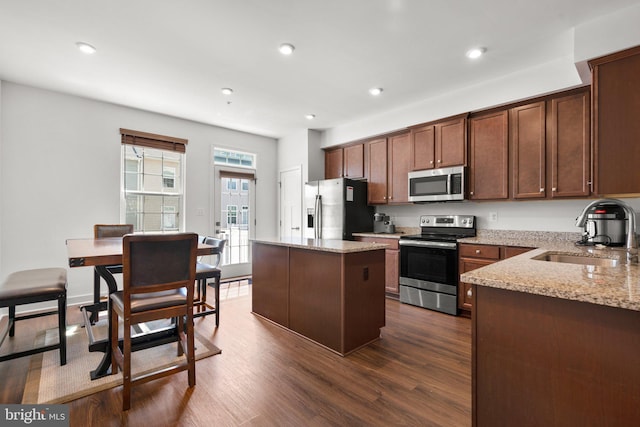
(120, 128, 187, 153)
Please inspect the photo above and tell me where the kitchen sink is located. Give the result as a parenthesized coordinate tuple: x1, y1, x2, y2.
(532, 252, 620, 267)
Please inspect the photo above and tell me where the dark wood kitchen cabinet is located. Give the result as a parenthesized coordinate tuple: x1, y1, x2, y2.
(324, 147, 343, 179)
(324, 144, 364, 179)
(548, 89, 591, 198)
(511, 101, 547, 199)
(354, 235, 400, 297)
(458, 243, 532, 314)
(590, 45, 640, 195)
(410, 115, 467, 170)
(365, 138, 388, 204)
(365, 133, 411, 205)
(468, 110, 509, 200)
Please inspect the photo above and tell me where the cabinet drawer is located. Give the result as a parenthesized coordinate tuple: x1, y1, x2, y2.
(354, 236, 399, 250)
(459, 244, 500, 260)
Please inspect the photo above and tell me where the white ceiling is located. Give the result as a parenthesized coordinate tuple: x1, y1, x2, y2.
(1, 0, 639, 139)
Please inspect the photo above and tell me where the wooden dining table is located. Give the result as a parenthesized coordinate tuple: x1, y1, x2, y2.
(66, 237, 214, 380)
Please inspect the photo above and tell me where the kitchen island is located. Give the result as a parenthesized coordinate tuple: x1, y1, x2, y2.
(251, 237, 387, 355)
(461, 245, 640, 426)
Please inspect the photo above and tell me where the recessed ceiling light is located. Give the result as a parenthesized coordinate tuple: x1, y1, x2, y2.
(221, 88, 233, 95)
(279, 43, 295, 55)
(75, 42, 96, 55)
(369, 87, 383, 96)
(305, 114, 316, 120)
(466, 47, 486, 59)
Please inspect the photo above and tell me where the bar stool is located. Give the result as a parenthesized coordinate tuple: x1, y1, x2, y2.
(0, 268, 67, 365)
(194, 237, 226, 326)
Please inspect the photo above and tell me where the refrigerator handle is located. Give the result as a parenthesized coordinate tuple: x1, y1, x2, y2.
(315, 195, 322, 239)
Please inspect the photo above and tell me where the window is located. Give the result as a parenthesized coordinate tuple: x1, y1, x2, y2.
(241, 180, 249, 191)
(214, 148, 256, 168)
(227, 205, 238, 225)
(226, 179, 237, 191)
(120, 129, 187, 233)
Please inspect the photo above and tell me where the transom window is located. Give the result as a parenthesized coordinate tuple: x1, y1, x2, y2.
(214, 148, 256, 168)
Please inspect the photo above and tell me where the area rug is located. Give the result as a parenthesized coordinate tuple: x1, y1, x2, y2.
(21, 322, 221, 404)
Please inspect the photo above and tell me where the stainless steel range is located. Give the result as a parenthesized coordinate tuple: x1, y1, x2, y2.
(399, 214, 476, 315)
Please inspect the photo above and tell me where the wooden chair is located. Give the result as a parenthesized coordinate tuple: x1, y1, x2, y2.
(109, 233, 198, 411)
(194, 237, 226, 326)
(0, 268, 67, 365)
(92, 224, 134, 314)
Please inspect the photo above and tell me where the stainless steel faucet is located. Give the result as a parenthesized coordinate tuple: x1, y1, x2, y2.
(575, 198, 638, 263)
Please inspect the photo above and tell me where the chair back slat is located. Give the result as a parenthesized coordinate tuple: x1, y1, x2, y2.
(95, 224, 134, 238)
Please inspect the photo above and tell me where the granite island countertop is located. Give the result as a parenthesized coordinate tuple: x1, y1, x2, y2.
(460, 242, 640, 312)
(252, 237, 388, 253)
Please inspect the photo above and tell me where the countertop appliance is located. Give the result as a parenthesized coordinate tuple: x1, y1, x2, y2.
(408, 166, 465, 203)
(305, 178, 374, 240)
(373, 213, 395, 234)
(399, 214, 476, 315)
(576, 200, 629, 246)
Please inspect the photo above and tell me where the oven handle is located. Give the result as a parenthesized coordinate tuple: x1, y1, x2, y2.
(399, 240, 457, 250)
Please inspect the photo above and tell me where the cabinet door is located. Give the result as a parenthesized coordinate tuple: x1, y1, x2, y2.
(344, 144, 364, 179)
(549, 89, 591, 198)
(325, 148, 343, 179)
(387, 133, 411, 204)
(366, 138, 388, 204)
(458, 257, 495, 311)
(410, 124, 435, 170)
(436, 117, 467, 167)
(469, 110, 509, 200)
(503, 246, 532, 259)
(386, 249, 400, 295)
(590, 46, 640, 195)
(511, 102, 546, 199)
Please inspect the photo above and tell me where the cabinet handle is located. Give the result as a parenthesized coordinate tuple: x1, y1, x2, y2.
(467, 288, 473, 298)
(437, 159, 442, 163)
(470, 191, 474, 196)
(383, 196, 387, 200)
(388, 196, 393, 200)
(475, 249, 481, 254)
(552, 187, 557, 192)
(430, 160, 434, 164)
(539, 188, 544, 192)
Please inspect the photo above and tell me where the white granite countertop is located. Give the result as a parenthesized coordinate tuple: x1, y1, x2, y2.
(460, 231, 640, 311)
(252, 237, 388, 253)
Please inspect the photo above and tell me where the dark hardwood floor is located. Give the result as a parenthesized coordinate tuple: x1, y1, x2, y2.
(1, 282, 471, 426)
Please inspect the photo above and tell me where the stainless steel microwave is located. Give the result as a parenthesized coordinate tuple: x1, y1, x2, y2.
(408, 166, 465, 202)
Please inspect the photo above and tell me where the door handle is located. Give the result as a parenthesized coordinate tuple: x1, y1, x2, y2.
(291, 227, 300, 230)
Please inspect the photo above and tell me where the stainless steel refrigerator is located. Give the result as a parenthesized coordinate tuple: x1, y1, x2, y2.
(304, 178, 373, 240)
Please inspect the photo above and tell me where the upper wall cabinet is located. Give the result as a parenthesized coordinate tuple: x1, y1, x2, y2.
(324, 143, 364, 180)
(548, 89, 591, 198)
(468, 110, 509, 200)
(364, 133, 411, 205)
(511, 101, 547, 199)
(410, 115, 467, 170)
(590, 45, 640, 195)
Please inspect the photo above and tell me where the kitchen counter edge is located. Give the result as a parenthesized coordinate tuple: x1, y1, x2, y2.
(252, 237, 388, 253)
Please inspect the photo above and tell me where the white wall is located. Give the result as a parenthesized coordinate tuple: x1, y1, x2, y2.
(0, 82, 277, 306)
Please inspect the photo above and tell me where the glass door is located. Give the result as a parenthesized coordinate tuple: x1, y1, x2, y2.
(213, 166, 255, 279)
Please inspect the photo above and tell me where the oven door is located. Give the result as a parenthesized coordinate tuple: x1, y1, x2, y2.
(399, 240, 458, 290)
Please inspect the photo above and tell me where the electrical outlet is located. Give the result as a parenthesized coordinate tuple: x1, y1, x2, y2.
(196, 208, 205, 216)
(489, 212, 498, 222)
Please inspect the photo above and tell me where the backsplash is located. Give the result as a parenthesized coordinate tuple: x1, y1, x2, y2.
(377, 198, 640, 233)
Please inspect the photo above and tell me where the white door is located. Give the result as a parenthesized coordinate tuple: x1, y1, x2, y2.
(280, 166, 302, 238)
(213, 166, 255, 279)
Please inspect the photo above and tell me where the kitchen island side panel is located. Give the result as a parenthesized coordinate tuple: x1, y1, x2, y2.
(289, 248, 343, 352)
(251, 242, 290, 327)
(343, 250, 386, 353)
(473, 285, 640, 427)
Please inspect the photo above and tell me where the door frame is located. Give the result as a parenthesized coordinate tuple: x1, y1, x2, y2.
(279, 165, 303, 239)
